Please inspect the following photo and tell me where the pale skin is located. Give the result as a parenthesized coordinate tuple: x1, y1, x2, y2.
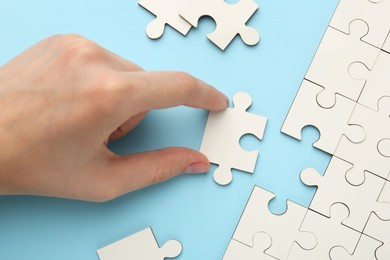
(0, 34, 228, 202)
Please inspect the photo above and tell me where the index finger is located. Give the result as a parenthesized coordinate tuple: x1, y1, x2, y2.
(117, 71, 229, 114)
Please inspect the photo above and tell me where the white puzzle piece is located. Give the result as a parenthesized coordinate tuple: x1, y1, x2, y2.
(138, 0, 191, 39)
(287, 204, 361, 259)
(330, 0, 390, 49)
(223, 233, 277, 260)
(330, 234, 382, 260)
(349, 50, 390, 110)
(300, 158, 390, 232)
(364, 213, 390, 260)
(281, 80, 363, 155)
(304, 21, 379, 108)
(97, 227, 182, 260)
(335, 97, 390, 184)
(232, 186, 316, 260)
(200, 92, 267, 185)
(179, 0, 259, 50)
(378, 139, 390, 158)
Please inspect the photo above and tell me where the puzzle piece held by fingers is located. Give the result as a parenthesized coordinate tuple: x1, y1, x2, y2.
(97, 227, 182, 260)
(139, 0, 191, 39)
(179, 0, 260, 50)
(200, 92, 267, 185)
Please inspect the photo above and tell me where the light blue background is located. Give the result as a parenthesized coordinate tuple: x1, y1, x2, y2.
(0, 0, 337, 259)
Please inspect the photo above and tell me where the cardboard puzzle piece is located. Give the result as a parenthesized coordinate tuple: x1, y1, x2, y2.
(281, 79, 363, 155)
(330, 0, 390, 49)
(364, 213, 390, 260)
(232, 186, 316, 259)
(200, 92, 267, 185)
(223, 233, 277, 260)
(304, 21, 379, 108)
(335, 97, 390, 184)
(330, 234, 382, 260)
(300, 158, 390, 232)
(179, 0, 259, 50)
(287, 204, 361, 259)
(97, 227, 182, 260)
(138, 0, 191, 39)
(349, 50, 390, 110)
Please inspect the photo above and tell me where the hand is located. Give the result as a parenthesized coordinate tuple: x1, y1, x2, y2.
(0, 34, 228, 202)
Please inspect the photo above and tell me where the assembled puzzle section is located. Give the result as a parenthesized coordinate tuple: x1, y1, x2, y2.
(138, 0, 191, 39)
(230, 186, 316, 260)
(200, 92, 267, 185)
(97, 227, 182, 260)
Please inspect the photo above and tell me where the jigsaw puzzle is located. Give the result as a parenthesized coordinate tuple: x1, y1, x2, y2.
(349, 50, 390, 111)
(304, 20, 379, 108)
(287, 204, 361, 259)
(364, 213, 390, 260)
(179, 0, 260, 50)
(223, 233, 277, 260)
(97, 227, 182, 260)
(335, 97, 390, 185)
(200, 92, 267, 185)
(300, 159, 390, 232)
(330, 234, 382, 260)
(231, 186, 316, 260)
(384, 33, 390, 53)
(281, 79, 363, 155)
(138, 0, 191, 39)
(330, 0, 390, 50)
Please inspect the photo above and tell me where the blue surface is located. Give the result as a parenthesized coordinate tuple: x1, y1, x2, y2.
(0, 0, 338, 259)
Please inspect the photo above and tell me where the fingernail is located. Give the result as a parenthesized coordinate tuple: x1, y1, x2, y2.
(184, 162, 210, 174)
(221, 92, 229, 106)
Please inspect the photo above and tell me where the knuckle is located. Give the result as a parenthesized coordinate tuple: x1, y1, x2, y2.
(177, 72, 198, 90)
(152, 151, 175, 184)
(60, 37, 103, 65)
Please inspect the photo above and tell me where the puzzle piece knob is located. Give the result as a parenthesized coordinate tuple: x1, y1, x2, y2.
(213, 165, 233, 186)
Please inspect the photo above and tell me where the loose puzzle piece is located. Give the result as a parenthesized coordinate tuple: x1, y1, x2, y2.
(232, 186, 316, 260)
(179, 0, 260, 50)
(330, 0, 390, 49)
(287, 204, 361, 259)
(364, 213, 390, 260)
(335, 97, 390, 184)
(330, 234, 382, 260)
(97, 227, 182, 260)
(304, 20, 379, 108)
(300, 158, 390, 232)
(138, 0, 191, 39)
(349, 50, 390, 110)
(200, 92, 267, 185)
(281, 79, 363, 155)
(223, 233, 277, 260)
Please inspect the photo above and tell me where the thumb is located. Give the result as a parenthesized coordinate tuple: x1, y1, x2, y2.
(96, 147, 210, 201)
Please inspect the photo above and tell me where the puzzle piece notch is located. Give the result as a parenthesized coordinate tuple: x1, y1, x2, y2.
(97, 227, 182, 260)
(300, 158, 390, 232)
(223, 233, 277, 260)
(281, 80, 364, 155)
(349, 50, 390, 111)
(179, 0, 260, 50)
(305, 20, 379, 108)
(336, 97, 390, 184)
(364, 213, 390, 260)
(378, 139, 390, 158)
(138, 0, 192, 39)
(330, 0, 390, 49)
(200, 92, 267, 185)
(232, 186, 316, 260)
(330, 234, 382, 260)
(287, 204, 361, 259)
